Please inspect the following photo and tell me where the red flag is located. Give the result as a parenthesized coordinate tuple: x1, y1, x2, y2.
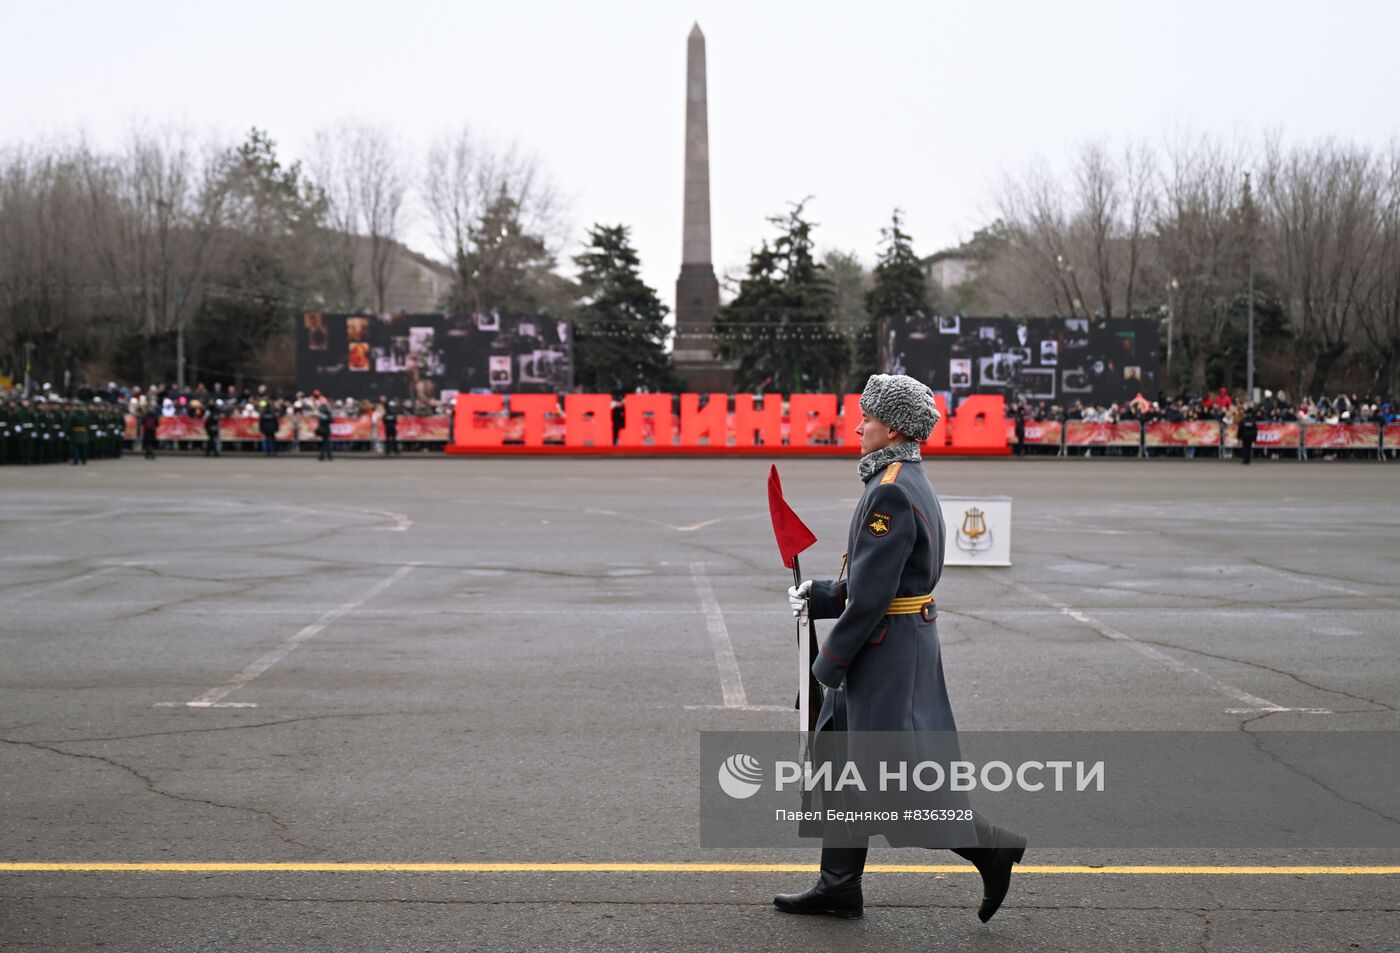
(767, 464, 817, 569)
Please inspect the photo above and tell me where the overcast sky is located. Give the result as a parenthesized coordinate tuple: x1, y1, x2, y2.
(6, 0, 1398, 311)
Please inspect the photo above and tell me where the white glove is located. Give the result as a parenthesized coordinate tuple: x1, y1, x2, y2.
(788, 580, 813, 617)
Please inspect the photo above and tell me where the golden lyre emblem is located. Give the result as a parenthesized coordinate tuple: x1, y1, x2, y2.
(961, 508, 987, 539)
(955, 506, 993, 554)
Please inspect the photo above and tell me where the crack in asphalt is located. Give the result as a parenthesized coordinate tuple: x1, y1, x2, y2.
(1191, 909, 1213, 953)
(1247, 556, 1400, 599)
(672, 538, 771, 575)
(0, 736, 318, 857)
(1032, 548, 1137, 573)
(16, 710, 437, 745)
(1133, 638, 1397, 713)
(2, 561, 366, 608)
(109, 580, 264, 622)
(1230, 713, 1400, 830)
(1005, 578, 1250, 608)
(0, 566, 129, 600)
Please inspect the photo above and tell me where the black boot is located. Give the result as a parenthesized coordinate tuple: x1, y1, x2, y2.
(773, 845, 867, 919)
(951, 814, 1027, 923)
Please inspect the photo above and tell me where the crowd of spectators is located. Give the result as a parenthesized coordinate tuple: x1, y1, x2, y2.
(6, 379, 1398, 461)
(22, 380, 1399, 428)
(1009, 388, 1400, 426)
(83, 381, 452, 421)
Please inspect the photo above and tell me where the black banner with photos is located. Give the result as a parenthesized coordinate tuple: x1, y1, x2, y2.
(883, 314, 1161, 407)
(297, 312, 573, 400)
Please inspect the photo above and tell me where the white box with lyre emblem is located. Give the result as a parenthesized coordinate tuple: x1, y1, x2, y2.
(938, 496, 1012, 567)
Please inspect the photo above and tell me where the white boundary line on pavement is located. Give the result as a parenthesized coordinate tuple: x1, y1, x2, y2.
(1010, 582, 1331, 714)
(157, 563, 418, 709)
(367, 509, 413, 532)
(690, 562, 749, 709)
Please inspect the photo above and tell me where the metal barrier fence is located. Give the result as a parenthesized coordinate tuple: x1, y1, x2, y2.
(123, 415, 451, 445)
(1016, 420, 1395, 460)
(124, 413, 1399, 460)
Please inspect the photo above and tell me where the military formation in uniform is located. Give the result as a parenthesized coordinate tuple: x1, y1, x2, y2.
(0, 398, 126, 466)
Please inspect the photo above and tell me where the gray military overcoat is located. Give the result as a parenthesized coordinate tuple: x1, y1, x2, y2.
(801, 454, 975, 847)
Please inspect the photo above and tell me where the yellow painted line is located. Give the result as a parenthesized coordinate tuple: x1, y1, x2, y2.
(1, 863, 1398, 875)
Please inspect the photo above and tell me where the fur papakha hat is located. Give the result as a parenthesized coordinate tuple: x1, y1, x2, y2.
(860, 373, 940, 441)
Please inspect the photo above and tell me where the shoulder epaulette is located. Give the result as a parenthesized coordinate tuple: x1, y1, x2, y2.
(880, 461, 902, 485)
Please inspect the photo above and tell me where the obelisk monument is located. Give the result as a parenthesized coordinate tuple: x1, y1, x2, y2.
(673, 23, 732, 390)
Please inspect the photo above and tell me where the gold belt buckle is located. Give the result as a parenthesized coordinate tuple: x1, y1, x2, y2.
(920, 601, 935, 622)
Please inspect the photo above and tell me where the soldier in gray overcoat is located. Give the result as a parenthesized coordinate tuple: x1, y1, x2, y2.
(774, 373, 1027, 923)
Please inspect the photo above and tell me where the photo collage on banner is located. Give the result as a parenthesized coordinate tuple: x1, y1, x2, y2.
(297, 312, 573, 401)
(886, 314, 1161, 408)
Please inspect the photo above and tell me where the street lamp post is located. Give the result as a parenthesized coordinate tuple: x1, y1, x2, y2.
(22, 341, 36, 395)
(1245, 171, 1256, 401)
(1165, 278, 1179, 390)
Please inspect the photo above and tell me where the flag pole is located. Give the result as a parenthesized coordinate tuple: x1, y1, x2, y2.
(793, 555, 807, 734)
(767, 464, 820, 735)
(792, 554, 819, 734)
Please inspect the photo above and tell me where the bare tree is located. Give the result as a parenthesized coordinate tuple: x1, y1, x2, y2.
(1259, 135, 1382, 396)
(423, 126, 565, 313)
(1154, 134, 1251, 389)
(354, 126, 406, 315)
(309, 125, 361, 310)
(309, 121, 407, 314)
(81, 127, 232, 385)
(1121, 141, 1157, 319)
(990, 141, 1161, 322)
(0, 144, 102, 387)
(992, 161, 1088, 317)
(1075, 142, 1121, 319)
(424, 126, 480, 307)
(1353, 146, 1400, 394)
(821, 248, 871, 335)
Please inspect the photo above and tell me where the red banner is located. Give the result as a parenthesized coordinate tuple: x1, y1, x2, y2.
(392, 416, 452, 441)
(1387, 424, 1400, 448)
(1064, 421, 1141, 447)
(1303, 423, 1380, 449)
(220, 417, 292, 441)
(158, 416, 206, 440)
(1002, 419, 1062, 445)
(1224, 422, 1301, 448)
(123, 415, 453, 442)
(1144, 421, 1222, 447)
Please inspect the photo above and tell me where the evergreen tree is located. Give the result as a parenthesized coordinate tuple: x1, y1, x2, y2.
(192, 128, 327, 390)
(861, 209, 929, 387)
(448, 191, 572, 316)
(715, 201, 848, 392)
(571, 224, 680, 393)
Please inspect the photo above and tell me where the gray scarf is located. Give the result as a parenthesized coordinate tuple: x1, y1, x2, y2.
(857, 439, 923, 483)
